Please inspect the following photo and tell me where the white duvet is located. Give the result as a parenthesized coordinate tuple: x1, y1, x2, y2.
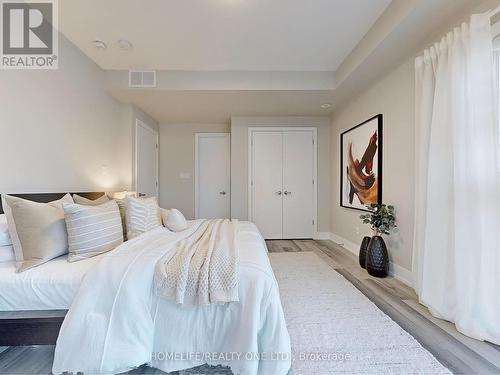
(52, 220, 291, 375)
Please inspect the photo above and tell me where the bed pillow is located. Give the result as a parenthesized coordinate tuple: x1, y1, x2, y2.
(114, 198, 128, 237)
(73, 194, 109, 206)
(2, 193, 74, 272)
(1, 198, 22, 259)
(0, 245, 15, 263)
(63, 200, 123, 262)
(126, 196, 162, 239)
(161, 208, 188, 232)
(0, 214, 12, 246)
(107, 192, 137, 238)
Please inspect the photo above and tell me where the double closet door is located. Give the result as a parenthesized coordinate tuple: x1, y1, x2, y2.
(250, 129, 316, 239)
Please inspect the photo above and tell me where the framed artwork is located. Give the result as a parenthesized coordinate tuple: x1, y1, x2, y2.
(340, 114, 382, 211)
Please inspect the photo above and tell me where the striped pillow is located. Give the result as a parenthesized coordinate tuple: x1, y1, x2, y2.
(63, 200, 123, 262)
(126, 196, 162, 239)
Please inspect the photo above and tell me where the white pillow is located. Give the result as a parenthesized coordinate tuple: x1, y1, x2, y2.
(1, 193, 73, 264)
(0, 245, 15, 263)
(0, 214, 12, 247)
(126, 196, 162, 239)
(161, 208, 188, 232)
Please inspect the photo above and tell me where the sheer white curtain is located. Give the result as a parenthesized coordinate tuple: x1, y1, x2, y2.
(413, 13, 500, 344)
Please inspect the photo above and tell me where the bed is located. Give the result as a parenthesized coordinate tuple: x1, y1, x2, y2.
(0, 193, 291, 375)
(0, 192, 105, 346)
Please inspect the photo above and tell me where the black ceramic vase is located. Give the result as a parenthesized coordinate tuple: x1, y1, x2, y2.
(358, 236, 371, 269)
(366, 235, 389, 278)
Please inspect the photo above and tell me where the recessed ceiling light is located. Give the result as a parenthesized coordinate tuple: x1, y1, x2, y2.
(321, 103, 332, 109)
(117, 39, 133, 50)
(92, 40, 107, 50)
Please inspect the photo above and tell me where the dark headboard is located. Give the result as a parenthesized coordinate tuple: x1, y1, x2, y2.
(0, 192, 105, 214)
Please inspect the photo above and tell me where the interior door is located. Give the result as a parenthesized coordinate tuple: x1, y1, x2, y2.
(135, 120, 158, 198)
(251, 131, 283, 239)
(283, 131, 314, 238)
(196, 133, 230, 218)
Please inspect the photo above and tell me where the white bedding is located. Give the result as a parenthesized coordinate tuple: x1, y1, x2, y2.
(0, 253, 105, 311)
(52, 220, 291, 375)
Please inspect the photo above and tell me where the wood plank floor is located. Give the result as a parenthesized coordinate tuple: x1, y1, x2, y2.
(266, 239, 500, 375)
(1, 239, 499, 374)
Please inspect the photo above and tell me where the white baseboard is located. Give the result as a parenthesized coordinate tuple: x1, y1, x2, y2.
(313, 232, 331, 240)
(321, 232, 413, 287)
(328, 232, 359, 255)
(388, 262, 413, 287)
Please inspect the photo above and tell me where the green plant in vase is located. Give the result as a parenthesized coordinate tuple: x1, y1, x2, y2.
(359, 203, 397, 277)
(360, 203, 397, 235)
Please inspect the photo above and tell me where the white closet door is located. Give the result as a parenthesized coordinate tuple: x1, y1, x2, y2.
(195, 133, 230, 219)
(283, 131, 314, 238)
(251, 131, 283, 239)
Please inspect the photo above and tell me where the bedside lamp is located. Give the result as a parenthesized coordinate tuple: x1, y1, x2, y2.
(108, 190, 137, 200)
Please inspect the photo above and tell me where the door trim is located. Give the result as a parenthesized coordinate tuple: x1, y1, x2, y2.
(248, 127, 318, 237)
(194, 133, 231, 219)
(135, 119, 159, 197)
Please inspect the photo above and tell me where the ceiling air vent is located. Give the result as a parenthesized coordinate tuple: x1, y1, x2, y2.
(129, 70, 157, 88)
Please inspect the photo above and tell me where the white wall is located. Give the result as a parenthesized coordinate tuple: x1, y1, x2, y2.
(231, 116, 331, 232)
(130, 104, 160, 134)
(331, 61, 414, 274)
(0, 34, 132, 193)
(159, 123, 230, 218)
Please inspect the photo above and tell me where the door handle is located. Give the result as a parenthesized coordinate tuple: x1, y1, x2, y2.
(138, 193, 146, 197)
(284, 191, 291, 195)
(275, 191, 282, 195)
(219, 191, 226, 195)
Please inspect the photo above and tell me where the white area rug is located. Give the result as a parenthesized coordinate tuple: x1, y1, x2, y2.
(270, 252, 451, 375)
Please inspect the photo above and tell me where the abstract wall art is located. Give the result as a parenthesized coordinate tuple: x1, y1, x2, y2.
(340, 114, 382, 211)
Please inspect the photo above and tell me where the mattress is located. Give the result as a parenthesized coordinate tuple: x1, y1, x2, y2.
(0, 221, 268, 312)
(0, 253, 106, 311)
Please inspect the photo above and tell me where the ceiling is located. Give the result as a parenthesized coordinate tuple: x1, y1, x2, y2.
(59, 0, 391, 71)
(58, 0, 478, 123)
(110, 89, 336, 123)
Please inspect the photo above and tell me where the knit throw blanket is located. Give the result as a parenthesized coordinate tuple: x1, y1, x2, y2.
(154, 219, 239, 306)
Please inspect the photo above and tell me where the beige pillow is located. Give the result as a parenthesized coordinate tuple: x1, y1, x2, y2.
(126, 196, 162, 239)
(107, 192, 137, 238)
(2, 194, 74, 272)
(73, 194, 109, 206)
(63, 200, 123, 262)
